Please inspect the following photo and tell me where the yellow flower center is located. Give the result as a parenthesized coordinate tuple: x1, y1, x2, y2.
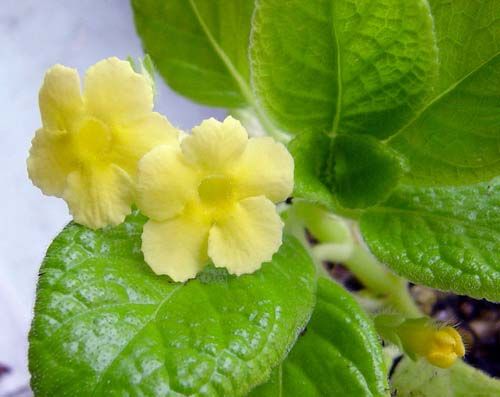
(73, 118, 112, 164)
(198, 174, 233, 206)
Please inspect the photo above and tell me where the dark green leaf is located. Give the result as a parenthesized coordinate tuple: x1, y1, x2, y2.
(332, 135, 407, 208)
(288, 132, 336, 210)
(289, 133, 406, 210)
(29, 211, 316, 396)
(361, 178, 500, 301)
(249, 278, 389, 397)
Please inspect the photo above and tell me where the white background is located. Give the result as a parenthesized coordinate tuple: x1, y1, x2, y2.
(0, 1, 223, 394)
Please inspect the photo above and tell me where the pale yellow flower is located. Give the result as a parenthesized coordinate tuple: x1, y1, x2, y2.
(137, 116, 294, 282)
(27, 57, 178, 229)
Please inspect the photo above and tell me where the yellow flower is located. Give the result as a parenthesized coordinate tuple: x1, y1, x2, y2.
(137, 116, 294, 282)
(398, 320, 465, 369)
(27, 57, 178, 229)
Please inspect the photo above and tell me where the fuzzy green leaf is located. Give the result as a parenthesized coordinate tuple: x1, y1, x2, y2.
(361, 178, 500, 301)
(249, 278, 389, 397)
(250, 0, 438, 138)
(29, 211, 316, 396)
(392, 358, 500, 397)
(132, 0, 254, 107)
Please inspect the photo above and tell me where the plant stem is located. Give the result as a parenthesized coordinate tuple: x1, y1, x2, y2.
(345, 246, 421, 317)
(290, 203, 422, 318)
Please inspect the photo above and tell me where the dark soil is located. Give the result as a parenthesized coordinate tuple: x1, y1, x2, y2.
(326, 262, 500, 378)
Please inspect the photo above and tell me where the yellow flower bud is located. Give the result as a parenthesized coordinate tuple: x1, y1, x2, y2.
(396, 319, 465, 369)
(426, 327, 465, 368)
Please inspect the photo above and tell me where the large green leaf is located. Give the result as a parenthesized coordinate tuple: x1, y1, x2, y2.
(249, 278, 389, 397)
(387, 0, 500, 186)
(360, 178, 500, 301)
(428, 0, 500, 95)
(132, 0, 254, 107)
(251, 0, 438, 138)
(29, 211, 316, 396)
(391, 358, 500, 397)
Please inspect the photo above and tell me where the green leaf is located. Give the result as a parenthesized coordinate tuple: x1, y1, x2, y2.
(29, 211, 316, 396)
(388, 56, 500, 186)
(288, 132, 336, 210)
(360, 178, 500, 301)
(391, 358, 500, 397)
(289, 133, 406, 210)
(249, 278, 389, 397)
(428, 0, 500, 95)
(386, 1, 500, 186)
(332, 134, 407, 208)
(250, 0, 438, 138)
(132, 0, 254, 107)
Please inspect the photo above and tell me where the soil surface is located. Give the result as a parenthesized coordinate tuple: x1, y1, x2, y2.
(326, 262, 500, 378)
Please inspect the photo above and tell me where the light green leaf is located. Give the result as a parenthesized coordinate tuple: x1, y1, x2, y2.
(391, 358, 500, 397)
(387, 1, 500, 186)
(428, 0, 500, 95)
(250, 0, 438, 138)
(29, 211, 316, 396)
(132, 0, 254, 107)
(249, 278, 389, 397)
(388, 55, 500, 186)
(360, 178, 500, 301)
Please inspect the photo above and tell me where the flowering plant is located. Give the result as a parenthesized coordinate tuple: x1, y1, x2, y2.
(27, 1, 499, 396)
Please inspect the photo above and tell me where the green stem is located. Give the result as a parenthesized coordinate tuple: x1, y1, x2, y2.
(290, 202, 422, 318)
(346, 246, 421, 317)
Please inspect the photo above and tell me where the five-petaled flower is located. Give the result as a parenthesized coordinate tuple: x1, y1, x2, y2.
(27, 57, 178, 229)
(137, 116, 294, 282)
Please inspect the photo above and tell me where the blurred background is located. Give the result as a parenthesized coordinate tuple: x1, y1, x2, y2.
(0, 1, 224, 394)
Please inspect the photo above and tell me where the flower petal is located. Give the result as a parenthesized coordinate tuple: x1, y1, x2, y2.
(234, 137, 294, 202)
(39, 65, 83, 131)
(27, 128, 75, 197)
(112, 112, 180, 175)
(137, 145, 199, 221)
(142, 214, 210, 282)
(83, 57, 153, 123)
(181, 116, 247, 172)
(63, 164, 134, 229)
(208, 196, 283, 275)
